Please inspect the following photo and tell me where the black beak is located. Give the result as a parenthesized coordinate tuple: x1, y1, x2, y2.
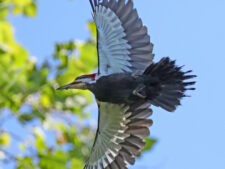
(57, 82, 74, 90)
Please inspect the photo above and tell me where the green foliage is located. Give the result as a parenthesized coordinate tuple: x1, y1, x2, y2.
(70, 158, 83, 169)
(142, 138, 157, 152)
(0, 1, 156, 169)
(0, 0, 37, 19)
(16, 157, 35, 169)
(0, 132, 11, 146)
(39, 151, 68, 169)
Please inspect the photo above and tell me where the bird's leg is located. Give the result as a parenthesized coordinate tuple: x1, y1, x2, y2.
(133, 84, 147, 99)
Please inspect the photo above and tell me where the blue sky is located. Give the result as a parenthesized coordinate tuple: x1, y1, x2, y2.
(5, 0, 225, 169)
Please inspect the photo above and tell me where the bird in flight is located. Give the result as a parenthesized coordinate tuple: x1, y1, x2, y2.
(58, 0, 196, 168)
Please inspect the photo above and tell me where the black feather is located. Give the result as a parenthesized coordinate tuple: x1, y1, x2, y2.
(143, 57, 196, 112)
(89, 0, 95, 12)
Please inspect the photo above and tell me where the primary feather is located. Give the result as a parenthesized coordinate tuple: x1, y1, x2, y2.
(91, 0, 154, 75)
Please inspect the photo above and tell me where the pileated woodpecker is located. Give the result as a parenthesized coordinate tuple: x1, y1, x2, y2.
(58, 0, 196, 168)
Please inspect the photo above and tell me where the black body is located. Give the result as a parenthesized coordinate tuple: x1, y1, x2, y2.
(89, 57, 196, 112)
(90, 73, 142, 103)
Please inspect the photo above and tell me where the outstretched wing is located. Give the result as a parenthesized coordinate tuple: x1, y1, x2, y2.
(84, 101, 153, 169)
(90, 0, 154, 75)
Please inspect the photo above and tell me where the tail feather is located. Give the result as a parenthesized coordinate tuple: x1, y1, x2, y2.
(144, 57, 196, 112)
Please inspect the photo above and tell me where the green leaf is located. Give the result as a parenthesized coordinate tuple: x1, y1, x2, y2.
(41, 94, 51, 108)
(16, 157, 35, 169)
(19, 143, 26, 151)
(0, 6, 9, 20)
(0, 21, 14, 44)
(39, 151, 68, 169)
(33, 127, 46, 153)
(142, 138, 157, 152)
(70, 158, 84, 169)
(23, 2, 36, 16)
(0, 132, 11, 146)
(12, 0, 32, 6)
(88, 22, 97, 40)
(18, 114, 34, 123)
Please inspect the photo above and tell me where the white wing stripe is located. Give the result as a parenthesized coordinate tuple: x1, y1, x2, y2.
(95, 5, 132, 75)
(92, 0, 154, 76)
(84, 99, 153, 168)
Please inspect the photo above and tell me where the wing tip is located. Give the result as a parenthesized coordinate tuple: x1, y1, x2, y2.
(89, 0, 100, 12)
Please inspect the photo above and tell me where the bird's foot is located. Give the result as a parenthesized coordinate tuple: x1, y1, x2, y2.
(133, 85, 146, 99)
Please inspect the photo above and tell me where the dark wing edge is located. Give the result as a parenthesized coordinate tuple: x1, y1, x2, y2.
(84, 101, 153, 169)
(114, 101, 153, 168)
(90, 0, 154, 75)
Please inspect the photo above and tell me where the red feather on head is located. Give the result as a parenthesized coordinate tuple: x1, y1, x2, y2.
(83, 73, 97, 78)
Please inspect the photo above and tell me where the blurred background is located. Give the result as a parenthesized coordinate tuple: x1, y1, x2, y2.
(0, 0, 224, 169)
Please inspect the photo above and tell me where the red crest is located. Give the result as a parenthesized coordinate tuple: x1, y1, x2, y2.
(83, 73, 97, 78)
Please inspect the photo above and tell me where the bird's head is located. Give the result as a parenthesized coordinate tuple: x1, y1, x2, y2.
(57, 73, 97, 90)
